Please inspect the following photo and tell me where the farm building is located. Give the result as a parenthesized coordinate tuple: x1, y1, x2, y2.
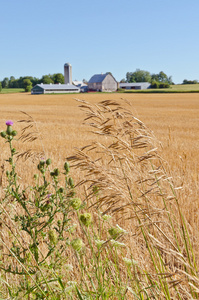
(31, 83, 80, 94)
(119, 82, 151, 90)
(73, 80, 88, 92)
(88, 73, 117, 92)
(31, 63, 80, 94)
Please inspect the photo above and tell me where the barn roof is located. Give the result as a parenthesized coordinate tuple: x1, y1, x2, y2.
(88, 73, 109, 83)
(32, 84, 79, 90)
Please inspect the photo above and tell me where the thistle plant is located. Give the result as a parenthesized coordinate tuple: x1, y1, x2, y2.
(0, 120, 86, 298)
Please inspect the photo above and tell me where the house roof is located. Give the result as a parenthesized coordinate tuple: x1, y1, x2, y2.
(32, 84, 79, 90)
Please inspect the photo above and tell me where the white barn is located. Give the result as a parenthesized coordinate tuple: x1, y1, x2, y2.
(31, 83, 80, 94)
(119, 82, 151, 90)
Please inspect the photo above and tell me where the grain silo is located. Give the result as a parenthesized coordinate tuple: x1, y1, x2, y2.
(64, 63, 72, 84)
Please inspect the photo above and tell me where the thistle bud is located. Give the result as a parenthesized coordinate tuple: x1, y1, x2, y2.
(39, 160, 45, 166)
(71, 238, 83, 252)
(71, 198, 82, 210)
(53, 168, 59, 176)
(64, 161, 70, 174)
(11, 148, 16, 154)
(6, 126, 13, 135)
(68, 177, 74, 188)
(0, 131, 6, 138)
(80, 213, 92, 227)
(46, 158, 51, 166)
(11, 130, 17, 136)
(58, 187, 64, 193)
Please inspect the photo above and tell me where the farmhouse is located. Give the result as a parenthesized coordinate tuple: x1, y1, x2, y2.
(88, 73, 118, 92)
(31, 83, 80, 94)
(119, 82, 151, 90)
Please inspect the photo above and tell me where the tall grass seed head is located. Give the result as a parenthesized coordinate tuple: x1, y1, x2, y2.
(80, 213, 92, 227)
(71, 238, 83, 252)
(48, 229, 58, 245)
(68, 223, 77, 233)
(110, 240, 126, 247)
(102, 214, 112, 221)
(95, 239, 106, 249)
(108, 227, 123, 239)
(71, 198, 82, 210)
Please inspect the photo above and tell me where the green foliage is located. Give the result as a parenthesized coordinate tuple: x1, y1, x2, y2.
(23, 79, 33, 92)
(53, 73, 64, 84)
(0, 82, 2, 92)
(40, 75, 54, 84)
(126, 69, 151, 83)
(2, 77, 9, 88)
(126, 70, 173, 86)
(151, 81, 159, 88)
(183, 79, 199, 84)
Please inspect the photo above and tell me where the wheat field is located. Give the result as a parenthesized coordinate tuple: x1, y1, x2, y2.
(0, 92, 199, 298)
(0, 92, 199, 220)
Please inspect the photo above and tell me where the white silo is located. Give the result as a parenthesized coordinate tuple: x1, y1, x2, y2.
(64, 63, 72, 84)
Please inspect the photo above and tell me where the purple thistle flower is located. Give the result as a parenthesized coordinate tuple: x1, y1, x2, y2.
(47, 193, 52, 199)
(6, 120, 13, 126)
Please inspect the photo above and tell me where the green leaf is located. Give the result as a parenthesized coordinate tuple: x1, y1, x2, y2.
(75, 286, 84, 300)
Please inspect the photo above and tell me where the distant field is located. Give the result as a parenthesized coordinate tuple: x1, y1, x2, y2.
(1, 84, 199, 95)
(123, 83, 199, 93)
(1, 88, 24, 94)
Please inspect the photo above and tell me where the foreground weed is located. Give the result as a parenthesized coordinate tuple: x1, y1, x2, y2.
(0, 120, 83, 298)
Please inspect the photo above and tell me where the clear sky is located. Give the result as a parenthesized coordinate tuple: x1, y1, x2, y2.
(1, 0, 199, 84)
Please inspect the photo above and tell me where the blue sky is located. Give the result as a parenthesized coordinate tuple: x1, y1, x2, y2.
(1, 0, 199, 84)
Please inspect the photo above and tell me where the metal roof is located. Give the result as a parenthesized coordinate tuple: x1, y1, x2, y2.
(32, 84, 79, 90)
(88, 73, 109, 83)
(120, 82, 151, 87)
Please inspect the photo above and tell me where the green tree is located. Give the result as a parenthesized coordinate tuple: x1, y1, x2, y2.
(23, 79, 32, 92)
(9, 76, 16, 88)
(53, 73, 64, 84)
(40, 75, 54, 84)
(126, 69, 151, 83)
(0, 82, 2, 92)
(2, 77, 9, 88)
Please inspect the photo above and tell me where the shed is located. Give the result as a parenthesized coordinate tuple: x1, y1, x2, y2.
(31, 83, 80, 94)
(119, 82, 151, 90)
(88, 73, 117, 92)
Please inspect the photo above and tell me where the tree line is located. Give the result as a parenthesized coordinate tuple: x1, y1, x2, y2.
(120, 69, 173, 88)
(0, 73, 65, 92)
(121, 69, 199, 88)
